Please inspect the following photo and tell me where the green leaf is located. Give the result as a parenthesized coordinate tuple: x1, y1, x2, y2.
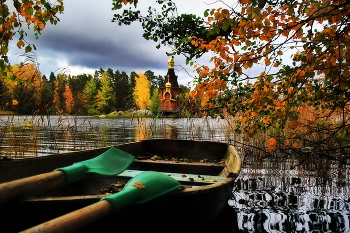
(25, 45, 32, 53)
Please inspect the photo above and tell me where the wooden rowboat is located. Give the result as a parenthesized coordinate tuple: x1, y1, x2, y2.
(0, 139, 241, 233)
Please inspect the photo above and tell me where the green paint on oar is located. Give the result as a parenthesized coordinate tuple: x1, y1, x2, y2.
(0, 147, 135, 205)
(55, 147, 135, 185)
(102, 171, 184, 212)
(21, 171, 183, 232)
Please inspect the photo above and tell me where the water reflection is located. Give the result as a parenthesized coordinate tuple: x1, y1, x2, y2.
(230, 159, 350, 232)
(0, 116, 230, 157)
(0, 115, 350, 232)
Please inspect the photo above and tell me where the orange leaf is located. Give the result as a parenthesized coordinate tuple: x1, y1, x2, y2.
(17, 41, 25, 49)
(267, 137, 277, 152)
(268, 137, 277, 146)
(288, 87, 294, 94)
(262, 117, 272, 124)
(291, 143, 298, 148)
(38, 23, 45, 30)
(132, 183, 146, 190)
(240, 0, 250, 4)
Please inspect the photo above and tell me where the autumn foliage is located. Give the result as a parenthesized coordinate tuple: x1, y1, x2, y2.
(190, 0, 350, 156)
(133, 72, 151, 110)
(114, 0, 350, 161)
(0, 0, 64, 74)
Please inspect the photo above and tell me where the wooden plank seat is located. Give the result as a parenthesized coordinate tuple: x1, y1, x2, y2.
(117, 170, 226, 186)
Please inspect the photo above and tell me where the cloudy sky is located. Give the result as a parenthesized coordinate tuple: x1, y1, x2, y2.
(8, 0, 227, 86)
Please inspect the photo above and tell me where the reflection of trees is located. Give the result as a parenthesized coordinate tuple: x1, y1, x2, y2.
(165, 125, 178, 140)
(231, 159, 350, 232)
(135, 118, 151, 142)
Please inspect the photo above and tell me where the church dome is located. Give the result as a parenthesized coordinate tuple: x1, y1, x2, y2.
(168, 56, 175, 69)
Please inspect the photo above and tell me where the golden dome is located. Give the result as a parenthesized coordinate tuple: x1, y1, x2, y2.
(168, 56, 175, 69)
(166, 81, 172, 87)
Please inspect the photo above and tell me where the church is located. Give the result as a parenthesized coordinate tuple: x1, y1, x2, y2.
(158, 55, 182, 113)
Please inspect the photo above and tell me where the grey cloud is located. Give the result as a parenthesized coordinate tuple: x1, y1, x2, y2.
(38, 31, 165, 70)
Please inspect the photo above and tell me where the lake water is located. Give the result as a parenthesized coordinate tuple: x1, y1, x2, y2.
(0, 115, 349, 232)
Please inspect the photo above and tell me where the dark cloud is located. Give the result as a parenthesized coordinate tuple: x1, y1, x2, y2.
(38, 31, 165, 70)
(8, 0, 223, 85)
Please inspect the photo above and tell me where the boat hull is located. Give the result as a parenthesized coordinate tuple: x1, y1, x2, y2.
(0, 139, 241, 233)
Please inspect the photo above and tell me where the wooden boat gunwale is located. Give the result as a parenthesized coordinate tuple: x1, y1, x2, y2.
(0, 139, 241, 198)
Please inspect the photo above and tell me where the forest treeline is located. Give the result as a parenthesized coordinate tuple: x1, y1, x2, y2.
(0, 63, 189, 115)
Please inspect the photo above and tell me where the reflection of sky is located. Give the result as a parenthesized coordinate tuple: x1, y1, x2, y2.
(0, 116, 233, 156)
(230, 165, 350, 232)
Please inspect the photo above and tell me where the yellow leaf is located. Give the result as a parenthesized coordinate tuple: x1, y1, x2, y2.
(243, 62, 250, 69)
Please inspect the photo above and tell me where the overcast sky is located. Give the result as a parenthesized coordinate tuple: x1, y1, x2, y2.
(7, 0, 228, 86)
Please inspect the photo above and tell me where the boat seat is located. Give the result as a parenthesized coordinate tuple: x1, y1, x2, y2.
(117, 170, 226, 186)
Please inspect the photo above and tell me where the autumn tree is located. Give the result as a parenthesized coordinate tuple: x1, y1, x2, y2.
(69, 74, 91, 114)
(96, 72, 116, 114)
(63, 84, 74, 114)
(0, 0, 64, 75)
(52, 74, 67, 114)
(114, 0, 350, 163)
(4, 63, 45, 114)
(133, 72, 151, 110)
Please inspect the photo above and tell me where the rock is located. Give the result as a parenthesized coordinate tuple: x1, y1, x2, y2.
(133, 109, 153, 116)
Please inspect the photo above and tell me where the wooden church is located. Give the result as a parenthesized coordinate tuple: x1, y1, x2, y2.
(159, 55, 182, 113)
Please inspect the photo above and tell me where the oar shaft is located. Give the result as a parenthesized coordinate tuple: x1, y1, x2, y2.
(0, 171, 65, 205)
(21, 200, 112, 233)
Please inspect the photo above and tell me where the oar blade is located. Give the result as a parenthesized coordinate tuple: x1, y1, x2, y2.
(56, 147, 135, 185)
(102, 171, 183, 212)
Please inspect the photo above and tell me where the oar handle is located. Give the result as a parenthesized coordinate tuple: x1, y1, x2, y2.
(20, 200, 112, 233)
(0, 170, 65, 205)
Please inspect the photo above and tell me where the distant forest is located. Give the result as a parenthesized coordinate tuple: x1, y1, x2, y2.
(0, 63, 190, 115)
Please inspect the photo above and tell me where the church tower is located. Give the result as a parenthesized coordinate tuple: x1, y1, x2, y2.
(159, 54, 182, 113)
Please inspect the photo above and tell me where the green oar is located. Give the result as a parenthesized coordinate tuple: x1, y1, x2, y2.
(0, 147, 135, 205)
(21, 171, 183, 233)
